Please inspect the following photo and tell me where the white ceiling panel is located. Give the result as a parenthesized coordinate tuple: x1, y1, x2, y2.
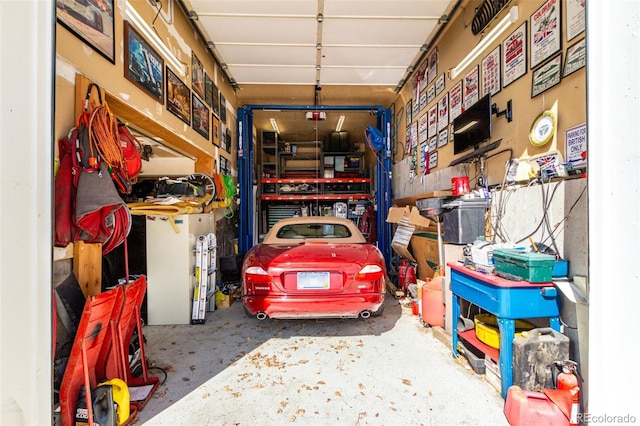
(199, 16, 317, 44)
(187, 0, 318, 16)
(229, 66, 317, 85)
(216, 45, 317, 67)
(323, 0, 454, 18)
(322, 19, 438, 46)
(320, 67, 406, 86)
(321, 46, 418, 67)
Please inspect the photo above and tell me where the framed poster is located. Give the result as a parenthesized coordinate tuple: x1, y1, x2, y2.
(532, 53, 563, 98)
(503, 22, 528, 88)
(437, 93, 449, 133)
(204, 73, 213, 108)
(220, 94, 227, 124)
(418, 113, 429, 144)
(166, 66, 190, 124)
(219, 156, 230, 175)
(409, 121, 418, 151)
(191, 53, 205, 99)
(220, 123, 228, 151)
(530, 0, 562, 69)
(124, 22, 164, 103)
(419, 89, 428, 111)
(563, 38, 586, 77)
(192, 94, 210, 139)
(427, 48, 438, 83)
(435, 74, 445, 96)
(427, 104, 438, 138)
(427, 84, 436, 104)
(212, 114, 220, 146)
(225, 128, 232, 153)
(449, 81, 463, 120)
(481, 45, 501, 97)
(438, 128, 448, 149)
(463, 66, 479, 109)
(428, 136, 437, 153)
(56, 0, 115, 63)
(420, 141, 428, 175)
(405, 99, 412, 124)
(565, 0, 585, 42)
(211, 82, 220, 117)
(429, 151, 438, 170)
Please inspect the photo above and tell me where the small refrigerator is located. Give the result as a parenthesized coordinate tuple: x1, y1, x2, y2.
(145, 213, 214, 325)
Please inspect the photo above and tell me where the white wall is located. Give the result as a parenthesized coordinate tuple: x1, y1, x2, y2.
(587, 0, 640, 420)
(0, 0, 53, 424)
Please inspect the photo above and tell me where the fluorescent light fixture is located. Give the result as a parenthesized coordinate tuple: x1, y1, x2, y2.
(124, 2, 187, 77)
(450, 6, 519, 80)
(335, 115, 345, 132)
(454, 121, 478, 134)
(269, 118, 280, 133)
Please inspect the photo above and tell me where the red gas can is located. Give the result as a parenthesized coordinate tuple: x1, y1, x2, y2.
(504, 386, 569, 426)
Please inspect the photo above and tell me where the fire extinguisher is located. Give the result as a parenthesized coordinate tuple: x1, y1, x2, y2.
(553, 360, 581, 426)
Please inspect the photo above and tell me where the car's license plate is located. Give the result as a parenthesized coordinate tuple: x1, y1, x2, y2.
(297, 272, 330, 289)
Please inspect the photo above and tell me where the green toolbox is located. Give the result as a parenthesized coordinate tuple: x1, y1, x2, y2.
(492, 249, 556, 282)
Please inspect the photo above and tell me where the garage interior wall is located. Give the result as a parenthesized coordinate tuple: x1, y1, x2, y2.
(2, 0, 640, 424)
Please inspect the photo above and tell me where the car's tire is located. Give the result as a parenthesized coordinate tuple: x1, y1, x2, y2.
(243, 306, 257, 319)
(371, 304, 384, 317)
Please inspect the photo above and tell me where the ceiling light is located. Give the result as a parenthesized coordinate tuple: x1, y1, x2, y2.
(207, 41, 215, 49)
(317, 13, 324, 22)
(269, 118, 280, 134)
(123, 2, 186, 76)
(188, 10, 198, 20)
(335, 115, 345, 132)
(316, 65, 321, 71)
(450, 5, 518, 80)
(438, 14, 449, 24)
(316, 43, 322, 50)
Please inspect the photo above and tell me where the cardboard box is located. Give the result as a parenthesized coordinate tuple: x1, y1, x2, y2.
(387, 206, 436, 262)
(217, 288, 238, 308)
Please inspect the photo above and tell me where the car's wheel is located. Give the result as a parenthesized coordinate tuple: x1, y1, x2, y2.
(243, 306, 257, 319)
(371, 304, 384, 317)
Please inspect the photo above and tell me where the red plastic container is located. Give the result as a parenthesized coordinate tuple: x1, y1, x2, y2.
(411, 301, 419, 315)
(421, 280, 444, 327)
(504, 386, 569, 426)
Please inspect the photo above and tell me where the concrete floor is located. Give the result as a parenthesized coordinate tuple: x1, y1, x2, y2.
(131, 297, 509, 426)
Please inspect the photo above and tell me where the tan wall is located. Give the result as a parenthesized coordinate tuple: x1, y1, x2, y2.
(392, 0, 586, 192)
(55, 0, 238, 174)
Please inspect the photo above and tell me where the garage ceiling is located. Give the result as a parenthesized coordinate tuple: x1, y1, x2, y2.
(180, 0, 458, 141)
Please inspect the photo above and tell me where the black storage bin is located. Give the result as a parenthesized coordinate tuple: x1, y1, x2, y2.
(443, 199, 489, 244)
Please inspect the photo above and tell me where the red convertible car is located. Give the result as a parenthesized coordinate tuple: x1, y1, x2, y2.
(242, 216, 387, 320)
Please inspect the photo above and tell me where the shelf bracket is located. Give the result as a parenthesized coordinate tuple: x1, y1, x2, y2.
(492, 100, 513, 122)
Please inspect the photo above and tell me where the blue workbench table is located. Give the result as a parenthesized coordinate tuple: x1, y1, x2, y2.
(448, 261, 561, 398)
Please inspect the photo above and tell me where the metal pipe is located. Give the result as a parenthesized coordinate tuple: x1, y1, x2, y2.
(256, 312, 268, 320)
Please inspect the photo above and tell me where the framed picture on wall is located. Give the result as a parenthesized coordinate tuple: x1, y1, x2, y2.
(481, 45, 501, 97)
(429, 151, 438, 170)
(225, 128, 232, 153)
(463, 66, 479, 109)
(530, 0, 562, 69)
(204, 73, 213, 107)
(220, 94, 227, 124)
(531, 53, 563, 98)
(211, 82, 220, 117)
(435, 74, 445, 96)
(191, 53, 205, 99)
(56, 0, 115, 63)
(563, 37, 586, 77)
(502, 21, 528, 88)
(219, 155, 230, 175)
(405, 99, 412, 124)
(565, 0, 585, 42)
(166, 66, 190, 124)
(192, 94, 210, 139)
(212, 114, 220, 146)
(124, 22, 164, 103)
(220, 123, 228, 151)
(449, 80, 463, 120)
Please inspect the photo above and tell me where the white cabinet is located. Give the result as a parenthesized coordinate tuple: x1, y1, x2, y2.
(146, 213, 214, 325)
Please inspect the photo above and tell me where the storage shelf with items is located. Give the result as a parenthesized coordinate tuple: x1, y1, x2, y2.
(260, 130, 279, 178)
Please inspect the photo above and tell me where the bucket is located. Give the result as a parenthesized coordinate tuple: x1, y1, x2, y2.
(451, 176, 470, 196)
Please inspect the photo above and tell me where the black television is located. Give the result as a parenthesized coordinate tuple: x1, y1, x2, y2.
(453, 94, 492, 155)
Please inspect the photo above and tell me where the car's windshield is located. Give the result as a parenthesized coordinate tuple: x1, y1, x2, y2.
(276, 223, 352, 239)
